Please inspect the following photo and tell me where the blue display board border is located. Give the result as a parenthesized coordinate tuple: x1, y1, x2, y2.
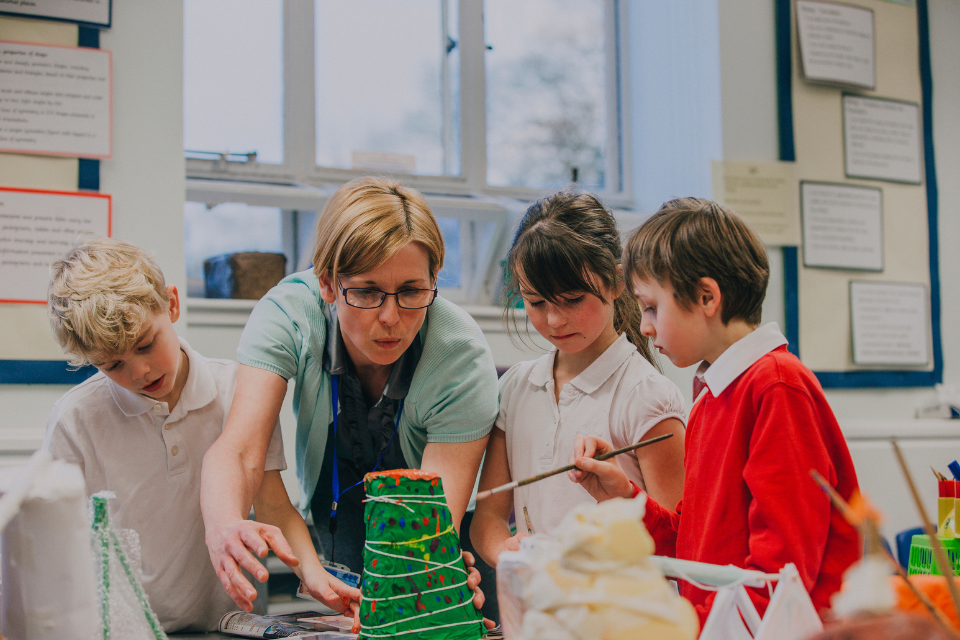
(775, 0, 942, 388)
(0, 26, 101, 385)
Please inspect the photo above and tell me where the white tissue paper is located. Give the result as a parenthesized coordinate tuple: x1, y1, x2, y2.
(829, 555, 895, 618)
(497, 496, 698, 640)
(0, 451, 100, 640)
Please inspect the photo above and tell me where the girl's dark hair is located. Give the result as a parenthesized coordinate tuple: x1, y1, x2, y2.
(504, 190, 659, 369)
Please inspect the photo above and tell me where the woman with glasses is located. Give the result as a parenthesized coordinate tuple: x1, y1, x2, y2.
(200, 177, 499, 622)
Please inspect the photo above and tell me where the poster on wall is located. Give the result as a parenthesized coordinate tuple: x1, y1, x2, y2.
(0, 0, 111, 28)
(0, 187, 111, 304)
(796, 0, 875, 89)
(711, 160, 801, 246)
(0, 41, 112, 158)
(850, 281, 929, 366)
(843, 95, 922, 184)
(801, 181, 883, 271)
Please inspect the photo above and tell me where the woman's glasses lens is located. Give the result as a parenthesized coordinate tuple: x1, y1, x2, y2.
(343, 287, 436, 309)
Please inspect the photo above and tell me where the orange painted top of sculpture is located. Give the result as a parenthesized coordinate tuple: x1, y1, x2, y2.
(365, 468, 439, 482)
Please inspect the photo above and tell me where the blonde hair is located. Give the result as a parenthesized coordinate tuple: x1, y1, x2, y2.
(48, 237, 170, 367)
(312, 176, 444, 281)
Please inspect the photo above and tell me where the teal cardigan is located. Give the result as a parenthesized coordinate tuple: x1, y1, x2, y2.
(237, 270, 499, 514)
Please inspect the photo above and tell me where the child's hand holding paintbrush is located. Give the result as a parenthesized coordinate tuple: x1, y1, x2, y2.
(567, 435, 652, 502)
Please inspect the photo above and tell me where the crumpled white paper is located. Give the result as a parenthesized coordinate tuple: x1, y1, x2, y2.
(498, 496, 699, 640)
(0, 450, 100, 640)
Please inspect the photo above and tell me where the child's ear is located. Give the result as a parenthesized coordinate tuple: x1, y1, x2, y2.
(166, 284, 181, 323)
(695, 277, 722, 318)
(317, 271, 338, 304)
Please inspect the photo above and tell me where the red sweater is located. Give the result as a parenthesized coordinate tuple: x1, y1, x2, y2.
(643, 345, 860, 626)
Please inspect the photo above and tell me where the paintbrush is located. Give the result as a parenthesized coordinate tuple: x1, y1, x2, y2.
(809, 469, 960, 639)
(934, 466, 949, 482)
(892, 439, 960, 625)
(475, 432, 673, 501)
(522, 506, 534, 534)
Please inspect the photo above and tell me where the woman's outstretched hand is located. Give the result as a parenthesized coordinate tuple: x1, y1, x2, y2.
(300, 564, 361, 632)
(462, 550, 497, 630)
(567, 435, 636, 502)
(205, 518, 299, 611)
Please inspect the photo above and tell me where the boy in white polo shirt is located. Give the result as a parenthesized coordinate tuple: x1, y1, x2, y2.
(43, 238, 359, 632)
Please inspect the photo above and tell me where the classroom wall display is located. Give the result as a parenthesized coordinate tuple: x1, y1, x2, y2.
(0, 41, 112, 158)
(849, 281, 929, 366)
(800, 181, 883, 271)
(796, 0, 875, 89)
(0, 187, 111, 304)
(0, 0, 110, 28)
(842, 94, 921, 184)
(776, 0, 940, 386)
(712, 160, 801, 246)
(0, 17, 102, 383)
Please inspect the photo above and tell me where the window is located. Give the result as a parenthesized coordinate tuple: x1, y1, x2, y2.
(184, 0, 627, 303)
(485, 0, 611, 191)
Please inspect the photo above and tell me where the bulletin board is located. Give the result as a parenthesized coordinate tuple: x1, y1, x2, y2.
(775, 0, 941, 387)
(0, 16, 102, 384)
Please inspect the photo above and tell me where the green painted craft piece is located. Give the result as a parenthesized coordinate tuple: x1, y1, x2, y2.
(358, 470, 484, 640)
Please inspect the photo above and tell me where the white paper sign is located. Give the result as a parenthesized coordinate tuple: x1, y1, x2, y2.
(796, 1, 874, 89)
(0, 0, 110, 27)
(0, 42, 112, 158)
(843, 95, 921, 184)
(711, 160, 800, 246)
(0, 187, 111, 303)
(801, 182, 883, 271)
(850, 281, 929, 366)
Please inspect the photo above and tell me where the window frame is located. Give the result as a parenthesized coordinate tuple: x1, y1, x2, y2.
(184, 0, 631, 205)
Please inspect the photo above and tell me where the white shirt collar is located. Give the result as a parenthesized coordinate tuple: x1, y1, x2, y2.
(697, 323, 788, 397)
(108, 336, 218, 417)
(528, 333, 636, 393)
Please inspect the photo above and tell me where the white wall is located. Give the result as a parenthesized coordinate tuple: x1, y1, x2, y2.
(0, 3, 184, 459)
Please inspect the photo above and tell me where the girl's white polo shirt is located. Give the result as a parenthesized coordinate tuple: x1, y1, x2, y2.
(497, 333, 685, 536)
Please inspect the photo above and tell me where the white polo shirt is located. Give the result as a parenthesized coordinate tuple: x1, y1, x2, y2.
(497, 333, 685, 535)
(43, 337, 286, 633)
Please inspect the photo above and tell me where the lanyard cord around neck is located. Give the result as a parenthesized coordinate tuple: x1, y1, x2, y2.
(328, 374, 403, 559)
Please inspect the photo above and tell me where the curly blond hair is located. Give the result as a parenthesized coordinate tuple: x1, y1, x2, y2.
(48, 237, 169, 367)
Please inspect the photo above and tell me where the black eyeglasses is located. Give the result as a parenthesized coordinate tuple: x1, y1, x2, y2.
(337, 279, 438, 309)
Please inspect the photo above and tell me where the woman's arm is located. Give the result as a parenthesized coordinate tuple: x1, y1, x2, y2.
(420, 434, 495, 622)
(201, 364, 296, 611)
(419, 435, 489, 534)
(469, 428, 528, 567)
(253, 471, 360, 624)
(634, 417, 685, 510)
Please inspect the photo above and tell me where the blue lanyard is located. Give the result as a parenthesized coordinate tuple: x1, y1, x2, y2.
(329, 374, 403, 519)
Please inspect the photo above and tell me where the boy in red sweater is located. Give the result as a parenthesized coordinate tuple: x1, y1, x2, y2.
(569, 198, 860, 626)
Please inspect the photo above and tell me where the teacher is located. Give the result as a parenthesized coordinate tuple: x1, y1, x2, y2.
(201, 177, 499, 613)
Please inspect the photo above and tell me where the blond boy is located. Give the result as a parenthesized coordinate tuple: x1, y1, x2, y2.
(43, 238, 352, 632)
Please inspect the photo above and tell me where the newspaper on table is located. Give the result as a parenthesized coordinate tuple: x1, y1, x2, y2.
(218, 610, 355, 639)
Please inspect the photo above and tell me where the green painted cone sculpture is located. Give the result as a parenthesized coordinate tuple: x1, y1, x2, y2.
(358, 469, 484, 640)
